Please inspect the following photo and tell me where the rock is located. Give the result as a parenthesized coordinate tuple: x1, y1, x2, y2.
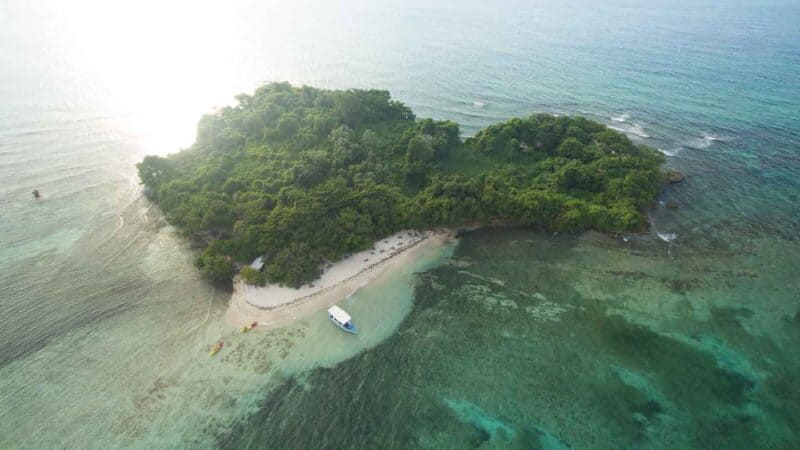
(32, 189, 40, 198)
(665, 170, 686, 184)
(666, 201, 679, 209)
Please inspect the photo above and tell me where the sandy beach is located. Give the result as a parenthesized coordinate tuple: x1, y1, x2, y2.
(225, 229, 454, 330)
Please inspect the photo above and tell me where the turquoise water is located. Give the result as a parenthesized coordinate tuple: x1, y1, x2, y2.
(1, 0, 799, 448)
(219, 229, 800, 449)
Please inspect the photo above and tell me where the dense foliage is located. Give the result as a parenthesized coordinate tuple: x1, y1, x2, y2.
(240, 266, 266, 286)
(138, 83, 665, 286)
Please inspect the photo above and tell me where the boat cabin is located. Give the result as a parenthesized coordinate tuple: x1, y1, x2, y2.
(327, 305, 357, 334)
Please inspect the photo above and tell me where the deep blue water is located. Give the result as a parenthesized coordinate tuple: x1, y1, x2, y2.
(0, 0, 798, 448)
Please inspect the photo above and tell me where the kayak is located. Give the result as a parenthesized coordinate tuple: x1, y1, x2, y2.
(241, 321, 258, 333)
(209, 341, 224, 356)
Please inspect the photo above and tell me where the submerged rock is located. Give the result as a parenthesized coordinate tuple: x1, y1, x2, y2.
(665, 170, 686, 184)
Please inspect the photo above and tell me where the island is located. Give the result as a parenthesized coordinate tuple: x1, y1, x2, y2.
(137, 83, 666, 326)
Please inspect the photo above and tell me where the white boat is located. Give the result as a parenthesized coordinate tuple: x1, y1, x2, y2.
(327, 305, 358, 334)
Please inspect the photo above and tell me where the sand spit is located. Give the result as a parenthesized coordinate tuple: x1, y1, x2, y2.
(225, 229, 453, 330)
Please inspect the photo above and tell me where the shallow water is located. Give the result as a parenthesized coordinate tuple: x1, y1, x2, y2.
(219, 229, 800, 449)
(1, 0, 799, 448)
(0, 212, 455, 448)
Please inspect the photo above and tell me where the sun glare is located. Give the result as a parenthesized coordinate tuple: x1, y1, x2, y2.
(53, 0, 244, 153)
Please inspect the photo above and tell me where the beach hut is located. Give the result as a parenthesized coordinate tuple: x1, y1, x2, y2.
(250, 256, 265, 271)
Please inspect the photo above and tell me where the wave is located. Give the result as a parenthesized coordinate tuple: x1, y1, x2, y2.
(628, 123, 650, 138)
(691, 132, 727, 149)
(611, 113, 629, 123)
(608, 122, 650, 139)
(0, 126, 76, 139)
(658, 147, 682, 156)
(657, 232, 677, 242)
(472, 100, 488, 108)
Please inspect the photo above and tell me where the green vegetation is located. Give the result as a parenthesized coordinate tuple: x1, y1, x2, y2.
(194, 247, 235, 281)
(138, 83, 666, 286)
(240, 266, 267, 286)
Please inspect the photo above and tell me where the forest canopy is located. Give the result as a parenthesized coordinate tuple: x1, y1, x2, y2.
(138, 83, 666, 286)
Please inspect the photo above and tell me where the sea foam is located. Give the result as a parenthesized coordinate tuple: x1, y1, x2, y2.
(628, 123, 650, 138)
(659, 147, 682, 156)
(611, 113, 630, 123)
(609, 122, 650, 139)
(657, 232, 677, 242)
(692, 132, 726, 149)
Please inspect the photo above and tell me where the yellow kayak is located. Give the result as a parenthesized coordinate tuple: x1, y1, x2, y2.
(209, 341, 224, 356)
(241, 321, 258, 333)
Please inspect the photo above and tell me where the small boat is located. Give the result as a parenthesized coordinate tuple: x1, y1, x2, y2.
(209, 341, 224, 356)
(241, 321, 257, 333)
(328, 305, 357, 334)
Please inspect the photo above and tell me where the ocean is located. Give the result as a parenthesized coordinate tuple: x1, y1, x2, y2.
(1, 0, 798, 448)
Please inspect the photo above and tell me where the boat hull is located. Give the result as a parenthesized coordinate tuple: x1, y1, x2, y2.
(329, 317, 358, 334)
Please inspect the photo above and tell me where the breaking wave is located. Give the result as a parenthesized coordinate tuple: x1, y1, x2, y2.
(691, 132, 727, 149)
(657, 232, 677, 242)
(659, 147, 682, 156)
(611, 113, 630, 123)
(609, 122, 650, 138)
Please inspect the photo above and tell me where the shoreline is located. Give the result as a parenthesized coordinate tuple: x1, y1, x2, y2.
(225, 229, 454, 330)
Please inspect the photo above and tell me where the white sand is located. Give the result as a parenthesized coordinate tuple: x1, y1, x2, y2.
(225, 229, 453, 330)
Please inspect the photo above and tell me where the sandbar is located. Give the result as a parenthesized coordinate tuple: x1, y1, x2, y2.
(225, 229, 453, 330)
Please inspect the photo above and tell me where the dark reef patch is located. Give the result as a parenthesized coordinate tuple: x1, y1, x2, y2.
(662, 277, 701, 294)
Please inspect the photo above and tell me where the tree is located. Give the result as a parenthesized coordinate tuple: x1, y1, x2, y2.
(195, 248, 235, 281)
(330, 125, 365, 167)
(266, 242, 321, 288)
(556, 138, 592, 161)
(240, 266, 267, 286)
(137, 156, 175, 193)
(406, 134, 435, 163)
